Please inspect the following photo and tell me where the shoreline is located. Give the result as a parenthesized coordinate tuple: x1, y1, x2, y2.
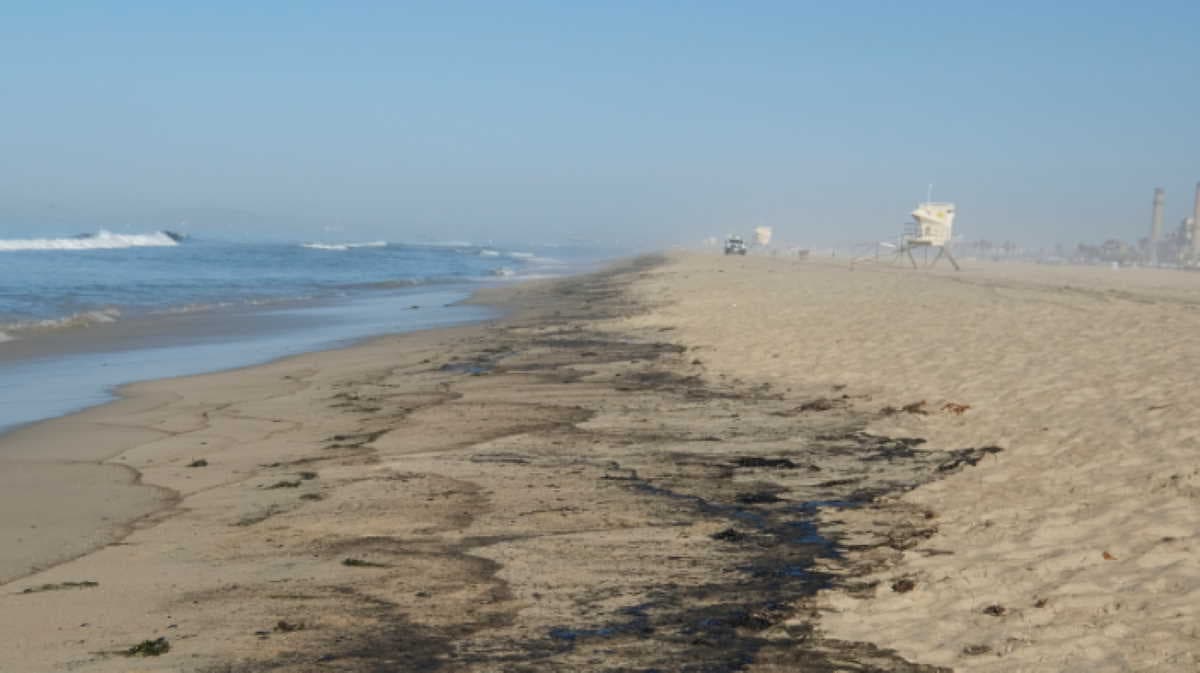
(0, 253, 949, 672)
(0, 262, 615, 586)
(0, 319, 497, 587)
(0, 283, 500, 436)
(1, 252, 1195, 672)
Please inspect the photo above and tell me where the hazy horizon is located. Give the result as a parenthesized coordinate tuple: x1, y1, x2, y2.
(3, 2, 1198, 249)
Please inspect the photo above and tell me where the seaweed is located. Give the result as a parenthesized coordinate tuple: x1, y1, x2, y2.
(125, 637, 170, 657)
(20, 580, 98, 594)
(342, 558, 389, 568)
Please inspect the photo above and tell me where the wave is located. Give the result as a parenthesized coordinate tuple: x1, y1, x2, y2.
(0, 230, 182, 252)
(479, 248, 551, 260)
(498, 251, 565, 267)
(302, 241, 388, 251)
(342, 276, 468, 291)
(0, 293, 326, 343)
(0, 308, 122, 342)
(467, 271, 561, 284)
(147, 294, 320, 317)
(401, 240, 473, 248)
(479, 249, 562, 265)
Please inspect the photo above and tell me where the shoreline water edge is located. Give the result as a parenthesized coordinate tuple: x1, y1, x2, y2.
(0, 235, 616, 433)
(0, 252, 1196, 672)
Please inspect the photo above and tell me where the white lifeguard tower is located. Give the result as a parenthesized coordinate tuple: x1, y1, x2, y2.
(897, 200, 960, 270)
(753, 226, 772, 247)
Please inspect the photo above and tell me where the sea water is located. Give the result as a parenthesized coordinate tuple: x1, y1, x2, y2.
(0, 231, 605, 433)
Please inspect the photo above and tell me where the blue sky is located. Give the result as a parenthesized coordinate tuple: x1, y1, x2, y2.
(1, 2, 1197, 247)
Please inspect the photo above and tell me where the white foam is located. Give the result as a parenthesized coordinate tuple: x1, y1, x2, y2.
(154, 301, 235, 316)
(406, 240, 472, 248)
(0, 308, 122, 339)
(151, 295, 314, 316)
(0, 230, 180, 252)
(515, 253, 566, 267)
(302, 241, 387, 251)
(479, 249, 500, 257)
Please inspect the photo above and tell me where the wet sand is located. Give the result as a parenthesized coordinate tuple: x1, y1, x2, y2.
(0, 253, 1194, 672)
(0, 256, 956, 672)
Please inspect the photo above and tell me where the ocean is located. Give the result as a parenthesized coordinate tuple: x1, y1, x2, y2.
(0, 230, 606, 433)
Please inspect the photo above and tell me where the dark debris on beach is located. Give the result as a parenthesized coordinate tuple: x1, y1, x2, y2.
(210, 256, 991, 673)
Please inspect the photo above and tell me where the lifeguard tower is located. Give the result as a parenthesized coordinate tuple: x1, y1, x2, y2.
(753, 226, 772, 247)
(896, 201, 959, 270)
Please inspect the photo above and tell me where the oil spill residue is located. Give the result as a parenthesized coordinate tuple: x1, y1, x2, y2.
(536, 470, 861, 672)
(548, 604, 654, 642)
(529, 429, 998, 672)
(439, 361, 495, 376)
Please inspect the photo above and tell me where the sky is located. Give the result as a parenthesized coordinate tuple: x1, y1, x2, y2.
(1, 1, 1198, 248)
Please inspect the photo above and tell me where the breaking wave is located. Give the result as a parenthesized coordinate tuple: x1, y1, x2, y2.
(402, 240, 473, 248)
(0, 308, 122, 342)
(0, 230, 181, 252)
(342, 276, 468, 291)
(301, 241, 388, 251)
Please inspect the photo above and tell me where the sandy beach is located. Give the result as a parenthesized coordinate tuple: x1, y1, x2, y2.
(621, 253, 1200, 671)
(1, 252, 1197, 672)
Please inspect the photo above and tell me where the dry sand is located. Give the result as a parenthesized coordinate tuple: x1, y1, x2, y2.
(617, 252, 1200, 672)
(0, 253, 1196, 672)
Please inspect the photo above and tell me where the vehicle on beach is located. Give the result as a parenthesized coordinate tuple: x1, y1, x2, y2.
(724, 236, 747, 255)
